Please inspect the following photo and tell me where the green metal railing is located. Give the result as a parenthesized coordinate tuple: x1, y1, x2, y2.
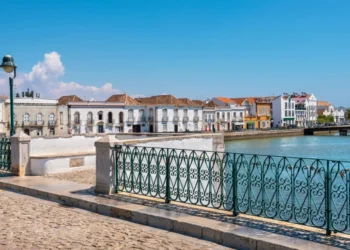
(0, 138, 11, 171)
(115, 145, 350, 235)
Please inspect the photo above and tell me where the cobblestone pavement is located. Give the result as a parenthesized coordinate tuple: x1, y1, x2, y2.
(44, 169, 350, 249)
(44, 168, 96, 185)
(0, 189, 230, 250)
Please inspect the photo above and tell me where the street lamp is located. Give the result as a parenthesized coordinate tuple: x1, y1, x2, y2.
(0, 55, 17, 136)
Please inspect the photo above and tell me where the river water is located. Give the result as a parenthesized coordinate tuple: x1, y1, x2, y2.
(225, 134, 350, 161)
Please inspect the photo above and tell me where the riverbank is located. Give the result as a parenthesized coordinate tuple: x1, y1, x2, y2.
(224, 129, 304, 141)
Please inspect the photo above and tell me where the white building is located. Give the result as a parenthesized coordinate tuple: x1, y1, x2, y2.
(136, 95, 203, 133)
(317, 101, 345, 123)
(272, 95, 296, 128)
(203, 97, 245, 132)
(292, 93, 317, 127)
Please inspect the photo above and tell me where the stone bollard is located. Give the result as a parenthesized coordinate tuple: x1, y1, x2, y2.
(11, 131, 31, 176)
(95, 135, 123, 194)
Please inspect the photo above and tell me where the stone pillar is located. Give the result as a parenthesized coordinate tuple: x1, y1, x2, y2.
(95, 135, 123, 194)
(11, 131, 31, 176)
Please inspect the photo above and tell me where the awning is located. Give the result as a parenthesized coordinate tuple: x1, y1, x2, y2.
(283, 118, 295, 121)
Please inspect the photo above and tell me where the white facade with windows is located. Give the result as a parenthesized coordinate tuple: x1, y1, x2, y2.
(293, 93, 317, 127)
(272, 96, 296, 128)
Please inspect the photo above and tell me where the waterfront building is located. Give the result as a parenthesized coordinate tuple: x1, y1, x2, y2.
(230, 97, 273, 130)
(210, 97, 245, 131)
(292, 93, 317, 127)
(136, 95, 203, 133)
(0, 97, 59, 136)
(271, 95, 296, 127)
(317, 101, 345, 123)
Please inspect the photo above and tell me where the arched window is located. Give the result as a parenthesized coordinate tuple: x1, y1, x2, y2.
(87, 112, 93, 124)
(174, 109, 178, 116)
(98, 111, 103, 121)
(162, 109, 168, 117)
(216, 112, 220, 121)
(139, 109, 144, 121)
(183, 109, 188, 117)
(74, 112, 80, 124)
(119, 112, 124, 123)
(37, 113, 43, 122)
(108, 112, 113, 123)
(149, 108, 153, 117)
(49, 113, 55, 125)
(24, 113, 29, 122)
(194, 109, 198, 116)
(227, 112, 230, 121)
(128, 109, 134, 121)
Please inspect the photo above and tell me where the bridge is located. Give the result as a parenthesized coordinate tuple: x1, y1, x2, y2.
(304, 125, 350, 135)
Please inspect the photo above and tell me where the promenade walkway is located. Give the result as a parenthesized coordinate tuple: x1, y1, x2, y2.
(0, 174, 348, 250)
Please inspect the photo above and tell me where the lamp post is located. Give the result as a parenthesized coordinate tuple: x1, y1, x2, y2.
(0, 55, 17, 136)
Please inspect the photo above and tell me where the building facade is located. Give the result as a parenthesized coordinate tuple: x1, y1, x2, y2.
(272, 95, 296, 127)
(292, 93, 317, 127)
(1, 98, 59, 136)
(317, 101, 345, 123)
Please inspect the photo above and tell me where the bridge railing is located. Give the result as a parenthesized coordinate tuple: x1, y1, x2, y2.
(114, 145, 350, 235)
(0, 137, 11, 171)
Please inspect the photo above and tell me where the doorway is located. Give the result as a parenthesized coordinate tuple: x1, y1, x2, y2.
(132, 125, 141, 132)
(228, 123, 230, 131)
(174, 125, 178, 133)
(149, 125, 153, 133)
(98, 125, 104, 133)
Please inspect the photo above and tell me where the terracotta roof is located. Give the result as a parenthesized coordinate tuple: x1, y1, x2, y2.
(0, 94, 8, 99)
(215, 97, 235, 104)
(230, 97, 256, 106)
(58, 95, 83, 105)
(136, 95, 184, 106)
(192, 100, 205, 106)
(178, 98, 201, 107)
(204, 100, 218, 108)
(318, 101, 331, 107)
(106, 94, 140, 105)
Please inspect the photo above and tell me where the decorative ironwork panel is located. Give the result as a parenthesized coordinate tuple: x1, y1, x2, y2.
(114, 145, 350, 235)
(0, 138, 11, 171)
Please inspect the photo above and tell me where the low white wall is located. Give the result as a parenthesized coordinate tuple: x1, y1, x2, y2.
(30, 135, 102, 156)
(30, 155, 95, 175)
(136, 138, 214, 151)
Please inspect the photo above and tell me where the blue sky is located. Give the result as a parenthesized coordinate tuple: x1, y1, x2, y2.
(1, 0, 349, 106)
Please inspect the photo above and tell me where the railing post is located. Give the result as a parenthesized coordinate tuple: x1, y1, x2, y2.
(115, 145, 121, 194)
(232, 153, 238, 216)
(165, 148, 171, 203)
(325, 160, 332, 236)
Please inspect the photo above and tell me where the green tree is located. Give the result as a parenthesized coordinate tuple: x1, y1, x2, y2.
(326, 115, 334, 123)
(346, 108, 350, 121)
(317, 114, 326, 123)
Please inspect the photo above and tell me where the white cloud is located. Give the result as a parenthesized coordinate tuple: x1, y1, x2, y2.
(0, 52, 124, 101)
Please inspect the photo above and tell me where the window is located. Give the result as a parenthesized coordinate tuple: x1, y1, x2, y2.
(240, 112, 243, 118)
(119, 112, 124, 123)
(24, 113, 29, 122)
(139, 109, 144, 120)
(292, 111, 295, 116)
(233, 112, 236, 118)
(194, 109, 198, 117)
(87, 112, 93, 124)
(292, 103, 295, 109)
(49, 113, 55, 125)
(74, 112, 80, 124)
(174, 109, 178, 117)
(289, 110, 291, 117)
(162, 109, 168, 118)
(227, 112, 230, 121)
(149, 108, 153, 117)
(98, 111, 103, 121)
(216, 112, 220, 121)
(194, 123, 198, 131)
(285, 110, 288, 117)
(163, 124, 167, 132)
(49, 128, 55, 135)
(222, 112, 225, 120)
(128, 109, 134, 120)
(37, 113, 43, 122)
(87, 126, 93, 133)
(285, 102, 287, 109)
(108, 112, 113, 123)
(183, 109, 188, 117)
(60, 112, 63, 125)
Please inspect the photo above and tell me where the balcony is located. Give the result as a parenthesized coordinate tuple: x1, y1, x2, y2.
(193, 116, 199, 123)
(74, 120, 81, 125)
(162, 116, 169, 123)
(35, 120, 44, 126)
(173, 116, 180, 123)
(183, 116, 189, 123)
(148, 117, 154, 122)
(127, 117, 134, 123)
(48, 120, 57, 126)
